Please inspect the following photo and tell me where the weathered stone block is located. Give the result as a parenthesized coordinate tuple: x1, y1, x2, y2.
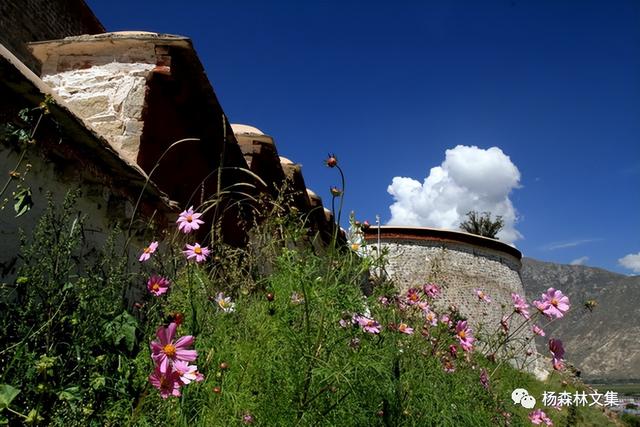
(70, 94, 110, 118)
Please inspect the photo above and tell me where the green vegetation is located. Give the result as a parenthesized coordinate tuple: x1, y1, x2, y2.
(0, 150, 620, 426)
(459, 210, 505, 239)
(0, 192, 620, 426)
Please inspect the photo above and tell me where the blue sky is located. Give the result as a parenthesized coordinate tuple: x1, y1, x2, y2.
(87, 0, 639, 274)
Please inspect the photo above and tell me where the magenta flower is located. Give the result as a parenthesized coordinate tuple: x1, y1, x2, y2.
(474, 289, 492, 303)
(511, 293, 530, 319)
(355, 315, 381, 334)
(397, 323, 414, 335)
(176, 206, 205, 233)
(150, 322, 197, 373)
(147, 275, 170, 297)
(549, 338, 565, 370)
(405, 288, 421, 305)
(449, 344, 458, 358)
(183, 243, 210, 263)
(500, 314, 510, 332)
(149, 367, 182, 399)
(455, 320, 475, 352)
(532, 324, 545, 336)
(423, 283, 441, 298)
(534, 288, 570, 319)
(529, 409, 553, 425)
(139, 241, 159, 262)
(242, 413, 255, 424)
(173, 360, 204, 385)
(480, 368, 490, 390)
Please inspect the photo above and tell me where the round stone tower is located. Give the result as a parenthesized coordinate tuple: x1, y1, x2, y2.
(364, 226, 544, 376)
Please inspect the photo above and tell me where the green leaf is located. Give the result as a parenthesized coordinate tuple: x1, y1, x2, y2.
(0, 415, 8, 424)
(57, 386, 81, 402)
(90, 375, 106, 390)
(25, 409, 43, 425)
(0, 385, 20, 411)
(13, 187, 33, 218)
(104, 311, 138, 352)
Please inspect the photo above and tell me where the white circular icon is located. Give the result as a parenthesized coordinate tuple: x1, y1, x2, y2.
(521, 395, 537, 409)
(511, 388, 528, 404)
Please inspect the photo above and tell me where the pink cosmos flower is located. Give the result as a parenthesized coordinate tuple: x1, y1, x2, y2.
(417, 301, 430, 313)
(423, 283, 441, 298)
(355, 315, 381, 334)
(176, 206, 205, 233)
(405, 288, 421, 305)
(377, 296, 389, 306)
(440, 314, 452, 326)
(425, 310, 438, 326)
(183, 243, 210, 263)
(242, 413, 255, 424)
(147, 275, 170, 297)
(150, 322, 197, 373)
(529, 409, 553, 425)
(215, 292, 235, 313)
(449, 344, 458, 358)
(455, 320, 475, 352)
(532, 325, 545, 336)
(501, 315, 510, 332)
(397, 323, 414, 335)
(534, 288, 570, 319)
(511, 293, 530, 319)
(149, 367, 182, 399)
(173, 360, 204, 385)
(474, 289, 492, 303)
(549, 338, 565, 370)
(442, 358, 455, 373)
(139, 241, 158, 262)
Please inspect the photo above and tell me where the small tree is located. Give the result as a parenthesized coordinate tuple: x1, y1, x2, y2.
(459, 211, 504, 239)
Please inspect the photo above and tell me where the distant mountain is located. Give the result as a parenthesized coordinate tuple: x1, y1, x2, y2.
(520, 258, 640, 382)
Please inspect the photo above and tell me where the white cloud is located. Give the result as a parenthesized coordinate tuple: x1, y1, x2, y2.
(387, 145, 522, 244)
(570, 256, 589, 266)
(543, 239, 600, 250)
(618, 252, 640, 273)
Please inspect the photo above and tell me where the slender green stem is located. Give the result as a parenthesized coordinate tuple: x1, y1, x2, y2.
(0, 112, 43, 199)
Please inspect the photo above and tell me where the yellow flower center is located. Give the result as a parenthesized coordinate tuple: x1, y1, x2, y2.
(152, 283, 160, 291)
(351, 243, 360, 251)
(144, 246, 152, 254)
(219, 300, 228, 309)
(551, 298, 559, 307)
(186, 214, 193, 223)
(194, 246, 202, 255)
(163, 344, 177, 358)
(458, 330, 466, 339)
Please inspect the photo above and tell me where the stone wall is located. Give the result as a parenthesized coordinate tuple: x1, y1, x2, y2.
(0, 43, 175, 291)
(0, 0, 103, 72)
